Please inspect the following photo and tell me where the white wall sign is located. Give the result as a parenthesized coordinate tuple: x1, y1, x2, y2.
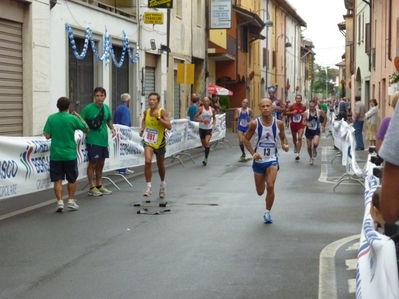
(209, 0, 232, 29)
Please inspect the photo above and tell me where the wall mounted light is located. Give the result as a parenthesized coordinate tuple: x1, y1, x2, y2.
(159, 44, 171, 53)
(150, 39, 157, 50)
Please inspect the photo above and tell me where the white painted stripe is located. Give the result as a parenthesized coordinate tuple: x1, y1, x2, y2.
(0, 189, 88, 221)
(346, 242, 359, 251)
(318, 234, 359, 299)
(348, 278, 356, 294)
(318, 164, 328, 182)
(322, 146, 327, 162)
(345, 258, 357, 271)
(0, 199, 54, 221)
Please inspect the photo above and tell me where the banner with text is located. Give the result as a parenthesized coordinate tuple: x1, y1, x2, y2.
(0, 115, 226, 200)
(356, 155, 399, 299)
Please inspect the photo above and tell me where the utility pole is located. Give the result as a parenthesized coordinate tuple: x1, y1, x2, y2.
(325, 67, 328, 100)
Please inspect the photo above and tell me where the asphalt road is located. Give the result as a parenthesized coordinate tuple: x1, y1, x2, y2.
(0, 130, 366, 299)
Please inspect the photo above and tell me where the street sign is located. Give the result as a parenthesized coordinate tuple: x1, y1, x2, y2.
(148, 0, 172, 9)
(143, 12, 164, 24)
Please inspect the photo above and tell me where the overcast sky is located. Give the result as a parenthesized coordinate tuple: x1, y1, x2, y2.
(287, 0, 347, 68)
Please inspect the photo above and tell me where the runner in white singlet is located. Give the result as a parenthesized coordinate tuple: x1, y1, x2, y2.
(243, 98, 289, 224)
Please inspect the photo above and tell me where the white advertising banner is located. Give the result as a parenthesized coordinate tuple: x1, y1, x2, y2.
(0, 115, 226, 200)
(331, 119, 363, 177)
(356, 158, 399, 299)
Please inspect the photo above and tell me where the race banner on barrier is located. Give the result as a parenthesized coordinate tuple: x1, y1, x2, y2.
(356, 156, 399, 299)
(331, 119, 363, 176)
(0, 114, 226, 200)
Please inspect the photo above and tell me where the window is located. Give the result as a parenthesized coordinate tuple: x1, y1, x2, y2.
(111, 45, 129, 117)
(238, 25, 248, 52)
(68, 37, 95, 114)
(365, 23, 371, 54)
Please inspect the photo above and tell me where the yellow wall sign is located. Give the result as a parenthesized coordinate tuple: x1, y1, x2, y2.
(177, 64, 195, 84)
(148, 0, 173, 9)
(144, 12, 164, 24)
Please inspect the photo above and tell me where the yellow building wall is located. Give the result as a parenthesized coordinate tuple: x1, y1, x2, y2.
(209, 30, 227, 49)
(241, 0, 262, 114)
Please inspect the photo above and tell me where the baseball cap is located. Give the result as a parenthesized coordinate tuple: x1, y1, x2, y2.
(268, 87, 276, 93)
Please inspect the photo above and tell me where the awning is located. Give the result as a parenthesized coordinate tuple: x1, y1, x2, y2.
(208, 84, 233, 96)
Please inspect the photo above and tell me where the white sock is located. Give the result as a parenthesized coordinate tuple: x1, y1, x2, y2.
(160, 181, 166, 187)
(265, 209, 270, 214)
(147, 182, 151, 188)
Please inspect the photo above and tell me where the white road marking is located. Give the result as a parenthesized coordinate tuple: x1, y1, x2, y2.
(318, 234, 359, 299)
(346, 242, 359, 251)
(345, 258, 357, 271)
(348, 278, 356, 294)
(0, 199, 54, 221)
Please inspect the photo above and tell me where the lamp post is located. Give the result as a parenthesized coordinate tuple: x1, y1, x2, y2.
(252, 8, 273, 97)
(276, 34, 292, 49)
(275, 34, 291, 101)
(325, 67, 328, 100)
(252, 9, 273, 27)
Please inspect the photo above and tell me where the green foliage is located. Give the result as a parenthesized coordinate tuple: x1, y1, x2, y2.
(219, 96, 230, 112)
(311, 66, 336, 98)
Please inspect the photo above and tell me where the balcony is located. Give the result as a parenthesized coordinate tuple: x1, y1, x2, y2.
(208, 34, 237, 61)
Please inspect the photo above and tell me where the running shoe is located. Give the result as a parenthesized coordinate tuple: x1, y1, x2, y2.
(202, 158, 208, 166)
(88, 187, 103, 197)
(295, 155, 300, 161)
(240, 154, 246, 160)
(56, 200, 64, 213)
(159, 185, 166, 199)
(67, 200, 79, 211)
(143, 187, 152, 197)
(313, 148, 317, 158)
(309, 159, 314, 165)
(114, 169, 135, 175)
(264, 212, 273, 224)
(98, 186, 113, 195)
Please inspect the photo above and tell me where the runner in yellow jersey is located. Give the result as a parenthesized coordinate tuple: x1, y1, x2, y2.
(139, 92, 172, 198)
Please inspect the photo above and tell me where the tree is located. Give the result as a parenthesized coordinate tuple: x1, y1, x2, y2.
(311, 66, 336, 99)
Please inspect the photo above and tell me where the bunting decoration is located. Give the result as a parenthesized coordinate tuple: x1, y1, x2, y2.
(65, 24, 139, 67)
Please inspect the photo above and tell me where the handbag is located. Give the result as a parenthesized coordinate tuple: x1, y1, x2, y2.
(86, 106, 104, 130)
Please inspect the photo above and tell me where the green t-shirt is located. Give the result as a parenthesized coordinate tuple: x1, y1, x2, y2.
(80, 103, 112, 147)
(43, 112, 88, 161)
(321, 103, 328, 114)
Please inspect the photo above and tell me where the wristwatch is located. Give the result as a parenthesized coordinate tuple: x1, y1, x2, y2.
(157, 116, 161, 121)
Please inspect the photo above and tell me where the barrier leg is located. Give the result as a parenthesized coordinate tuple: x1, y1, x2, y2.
(107, 173, 133, 187)
(330, 151, 342, 164)
(102, 176, 121, 190)
(80, 176, 122, 190)
(333, 173, 365, 192)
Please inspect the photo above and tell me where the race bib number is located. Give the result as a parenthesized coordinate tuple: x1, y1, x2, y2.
(309, 119, 318, 130)
(263, 148, 271, 156)
(239, 119, 248, 127)
(293, 114, 302, 123)
(144, 128, 159, 144)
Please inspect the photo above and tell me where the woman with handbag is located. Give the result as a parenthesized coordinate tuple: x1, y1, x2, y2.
(365, 98, 379, 150)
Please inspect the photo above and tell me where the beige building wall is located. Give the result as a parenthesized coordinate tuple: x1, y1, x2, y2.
(371, 1, 399, 119)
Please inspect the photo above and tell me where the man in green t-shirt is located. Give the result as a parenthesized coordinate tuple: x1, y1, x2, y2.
(43, 97, 89, 212)
(80, 87, 116, 197)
